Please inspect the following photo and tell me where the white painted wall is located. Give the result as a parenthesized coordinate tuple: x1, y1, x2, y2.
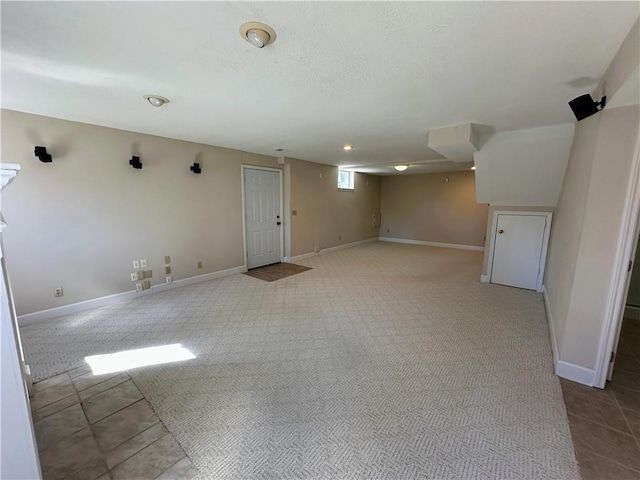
(0, 229, 41, 478)
(474, 123, 575, 207)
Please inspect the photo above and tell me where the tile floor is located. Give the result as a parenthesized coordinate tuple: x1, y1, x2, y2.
(243, 262, 312, 282)
(31, 364, 198, 480)
(562, 317, 640, 479)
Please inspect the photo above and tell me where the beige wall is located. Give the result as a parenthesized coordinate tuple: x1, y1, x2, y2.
(595, 18, 639, 103)
(544, 113, 601, 354)
(380, 171, 488, 247)
(1, 110, 282, 315)
(544, 16, 640, 375)
(474, 124, 574, 207)
(288, 158, 380, 256)
(553, 105, 640, 368)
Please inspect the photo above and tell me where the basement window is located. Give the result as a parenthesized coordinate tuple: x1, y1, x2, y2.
(338, 170, 354, 190)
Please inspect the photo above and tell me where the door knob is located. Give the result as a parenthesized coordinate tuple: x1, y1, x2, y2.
(498, 229, 504, 234)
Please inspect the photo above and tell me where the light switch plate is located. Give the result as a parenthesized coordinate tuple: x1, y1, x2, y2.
(166, 276, 172, 284)
(143, 270, 152, 279)
(140, 259, 148, 268)
(133, 260, 140, 269)
(164, 256, 171, 264)
(143, 280, 151, 290)
(131, 272, 138, 281)
(136, 282, 144, 292)
(165, 266, 171, 275)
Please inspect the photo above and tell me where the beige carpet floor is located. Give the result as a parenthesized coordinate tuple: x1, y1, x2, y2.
(20, 242, 579, 479)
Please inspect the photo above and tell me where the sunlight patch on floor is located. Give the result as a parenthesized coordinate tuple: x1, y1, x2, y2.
(84, 344, 196, 375)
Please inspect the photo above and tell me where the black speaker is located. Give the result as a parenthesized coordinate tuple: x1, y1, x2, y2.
(129, 156, 142, 169)
(34, 146, 52, 163)
(568, 94, 606, 121)
(190, 162, 201, 174)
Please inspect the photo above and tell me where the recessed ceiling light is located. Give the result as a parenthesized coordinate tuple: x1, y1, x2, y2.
(343, 145, 353, 151)
(240, 22, 277, 48)
(394, 165, 408, 172)
(144, 95, 169, 107)
(471, 166, 476, 170)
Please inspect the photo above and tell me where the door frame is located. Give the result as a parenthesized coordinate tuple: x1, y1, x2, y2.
(241, 165, 284, 270)
(486, 211, 553, 293)
(595, 137, 640, 388)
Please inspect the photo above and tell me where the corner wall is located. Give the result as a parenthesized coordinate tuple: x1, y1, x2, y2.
(544, 18, 640, 385)
(288, 158, 381, 257)
(379, 171, 488, 248)
(547, 105, 640, 373)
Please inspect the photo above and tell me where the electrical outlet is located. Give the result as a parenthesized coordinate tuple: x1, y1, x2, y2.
(165, 266, 171, 275)
(130, 272, 138, 281)
(140, 259, 148, 268)
(166, 276, 172, 284)
(54, 287, 63, 298)
(197, 261, 203, 269)
(143, 280, 151, 290)
(165, 255, 171, 264)
(143, 270, 152, 279)
(133, 260, 140, 269)
(136, 282, 144, 292)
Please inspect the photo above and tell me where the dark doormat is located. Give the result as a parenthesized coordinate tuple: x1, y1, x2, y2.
(244, 263, 312, 282)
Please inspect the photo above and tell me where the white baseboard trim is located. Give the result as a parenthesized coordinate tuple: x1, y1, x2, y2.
(542, 285, 559, 367)
(288, 251, 319, 263)
(541, 285, 597, 387)
(151, 266, 246, 293)
(625, 305, 640, 320)
(287, 237, 378, 263)
(480, 275, 489, 283)
(555, 361, 597, 387)
(18, 265, 246, 326)
(378, 237, 484, 252)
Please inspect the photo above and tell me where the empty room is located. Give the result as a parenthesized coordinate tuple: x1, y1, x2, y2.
(2, 2, 640, 480)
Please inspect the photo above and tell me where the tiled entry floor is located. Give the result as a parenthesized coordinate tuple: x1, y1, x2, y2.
(561, 317, 640, 479)
(30, 365, 198, 480)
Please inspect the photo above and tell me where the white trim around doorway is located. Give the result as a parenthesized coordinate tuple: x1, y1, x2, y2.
(595, 137, 640, 389)
(484, 211, 553, 293)
(241, 165, 284, 270)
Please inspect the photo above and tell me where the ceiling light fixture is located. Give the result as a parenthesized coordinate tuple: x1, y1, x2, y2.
(144, 95, 169, 107)
(240, 22, 277, 48)
(343, 145, 353, 151)
(394, 165, 408, 172)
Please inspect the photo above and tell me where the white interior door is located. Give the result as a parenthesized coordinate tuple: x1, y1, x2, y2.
(244, 168, 281, 269)
(490, 214, 548, 290)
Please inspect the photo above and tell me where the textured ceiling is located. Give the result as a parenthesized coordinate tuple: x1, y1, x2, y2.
(2, 2, 638, 175)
